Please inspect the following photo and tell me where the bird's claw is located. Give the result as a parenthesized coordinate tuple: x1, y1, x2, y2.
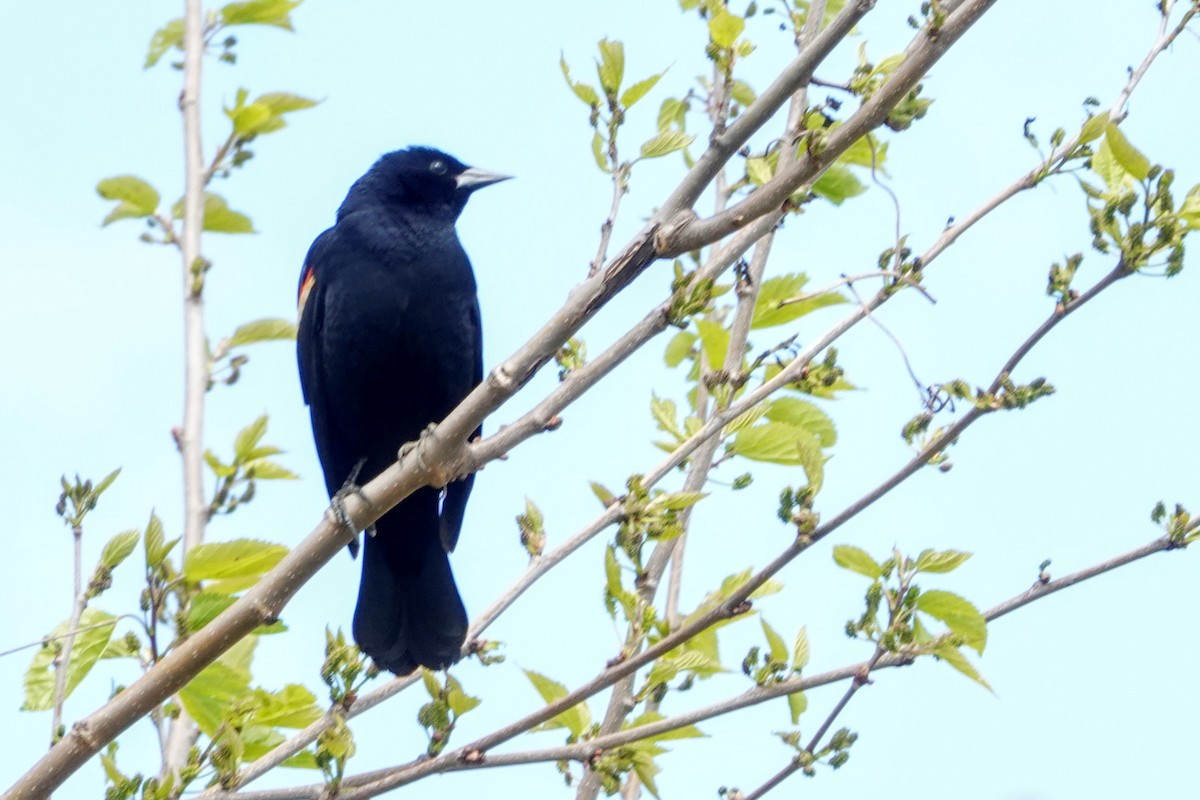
(398, 423, 439, 474)
(330, 458, 373, 552)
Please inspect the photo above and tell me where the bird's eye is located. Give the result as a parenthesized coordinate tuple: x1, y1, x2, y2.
(429, 160, 447, 176)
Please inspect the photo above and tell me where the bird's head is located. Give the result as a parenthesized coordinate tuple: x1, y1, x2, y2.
(337, 146, 509, 222)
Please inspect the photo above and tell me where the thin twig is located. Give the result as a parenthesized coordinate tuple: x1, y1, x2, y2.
(50, 521, 87, 747)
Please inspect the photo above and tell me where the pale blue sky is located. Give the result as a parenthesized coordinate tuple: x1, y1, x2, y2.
(2, 2, 1198, 798)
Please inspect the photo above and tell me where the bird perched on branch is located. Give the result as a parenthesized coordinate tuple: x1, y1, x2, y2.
(297, 146, 508, 674)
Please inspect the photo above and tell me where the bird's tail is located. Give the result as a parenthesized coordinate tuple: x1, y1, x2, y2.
(352, 487, 468, 674)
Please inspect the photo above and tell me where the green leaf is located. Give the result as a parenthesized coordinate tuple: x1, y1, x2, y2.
(647, 650, 724, 687)
(97, 176, 160, 226)
(751, 273, 846, 329)
(832, 545, 882, 579)
(1078, 110, 1111, 144)
(708, 8, 745, 47)
(205, 450, 236, 479)
(917, 590, 987, 654)
(764, 397, 836, 447)
(722, 402, 770, 437)
(220, 0, 301, 29)
(1091, 135, 1133, 192)
(792, 626, 810, 671)
(99, 530, 140, 570)
(145, 18, 184, 68)
(787, 691, 808, 724)
(229, 317, 297, 347)
(591, 130, 609, 173)
(934, 643, 992, 692)
(234, 415, 269, 461)
(596, 38, 625, 94)
(244, 459, 299, 480)
(657, 97, 687, 131)
(914, 549, 972, 574)
(102, 634, 141, 660)
(201, 193, 255, 234)
(728, 422, 824, 477)
(812, 164, 867, 205)
(255, 683, 323, 728)
(664, 330, 697, 367)
(180, 660, 252, 736)
(184, 538, 288, 582)
(144, 511, 177, 568)
(445, 675, 482, 717)
(94, 468, 121, 497)
(590, 481, 616, 507)
(640, 130, 695, 160)
(559, 56, 601, 107)
(746, 156, 773, 185)
(1104, 122, 1150, 181)
(650, 393, 682, 439)
(22, 609, 117, 710)
(694, 319, 730, 369)
(255, 91, 318, 115)
(621, 71, 665, 108)
(730, 80, 756, 107)
(761, 619, 788, 666)
(523, 669, 590, 736)
(650, 491, 707, 512)
(187, 591, 237, 633)
(1179, 185, 1200, 230)
(627, 711, 705, 742)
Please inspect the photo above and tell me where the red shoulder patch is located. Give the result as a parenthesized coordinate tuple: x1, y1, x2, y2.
(298, 265, 316, 315)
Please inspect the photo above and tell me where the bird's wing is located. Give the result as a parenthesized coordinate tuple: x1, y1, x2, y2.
(438, 294, 483, 553)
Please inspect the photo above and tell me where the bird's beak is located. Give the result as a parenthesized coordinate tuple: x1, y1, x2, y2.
(456, 167, 512, 192)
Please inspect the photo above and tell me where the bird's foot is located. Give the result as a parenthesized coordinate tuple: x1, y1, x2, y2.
(330, 458, 373, 550)
(398, 423, 439, 472)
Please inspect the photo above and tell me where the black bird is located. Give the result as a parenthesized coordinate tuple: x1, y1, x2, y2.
(297, 146, 507, 674)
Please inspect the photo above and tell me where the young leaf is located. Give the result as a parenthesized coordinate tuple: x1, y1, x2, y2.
(664, 330, 697, 367)
(751, 274, 846, 329)
(96, 176, 160, 226)
(523, 669, 590, 736)
(620, 71, 665, 108)
(143, 511, 177, 567)
(99, 530, 140, 570)
(650, 394, 682, 439)
(832, 545, 882, 579)
(764, 397, 836, 447)
(640, 130, 695, 159)
(914, 549, 972, 574)
(22, 609, 117, 711)
(220, 0, 301, 29)
(694, 319, 730, 370)
(229, 318, 297, 346)
(179, 660, 252, 735)
(787, 691, 808, 724)
(917, 590, 987, 654)
(233, 415, 269, 461)
(812, 163, 868, 205)
(184, 538, 288, 582)
(596, 38, 625, 94)
(708, 8, 745, 47)
(934, 643, 992, 692)
(201, 193, 255, 234)
(145, 18, 184, 69)
(761, 619, 788, 666)
(1078, 110, 1111, 144)
(792, 626, 810, 671)
(559, 56, 601, 107)
(1104, 122, 1150, 181)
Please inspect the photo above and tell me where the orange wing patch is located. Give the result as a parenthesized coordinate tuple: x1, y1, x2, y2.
(297, 266, 316, 318)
